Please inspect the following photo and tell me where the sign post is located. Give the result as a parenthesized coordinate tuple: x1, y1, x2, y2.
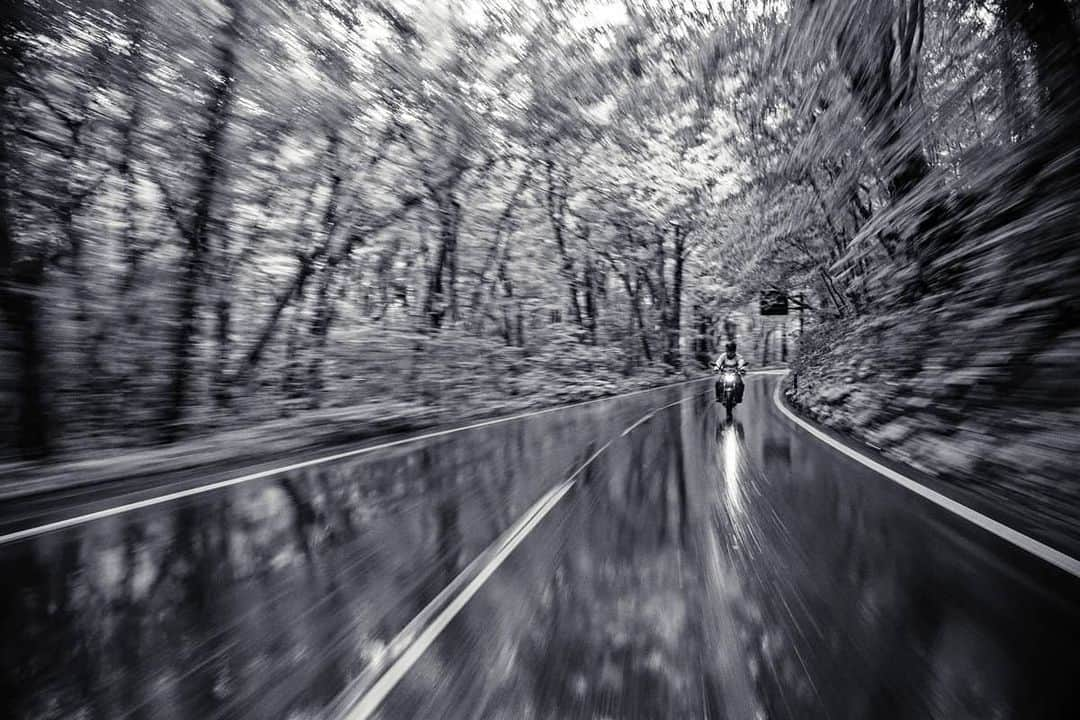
(760, 290, 789, 316)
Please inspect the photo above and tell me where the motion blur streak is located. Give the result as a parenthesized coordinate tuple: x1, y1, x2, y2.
(2, 0, 1080, 718)
(773, 379, 1080, 579)
(371, 377, 1080, 719)
(0, 379, 710, 546)
(1, 382, 712, 718)
(721, 418, 743, 518)
(333, 395, 700, 720)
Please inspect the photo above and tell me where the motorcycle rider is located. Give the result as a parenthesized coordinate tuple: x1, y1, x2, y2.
(713, 341, 747, 404)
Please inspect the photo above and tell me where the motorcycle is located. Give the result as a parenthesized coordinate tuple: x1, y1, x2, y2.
(713, 363, 746, 418)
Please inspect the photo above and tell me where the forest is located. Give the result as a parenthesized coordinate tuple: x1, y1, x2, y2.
(3, 1, 1080, 718)
(1, 0, 1078, 543)
(1, 0, 738, 463)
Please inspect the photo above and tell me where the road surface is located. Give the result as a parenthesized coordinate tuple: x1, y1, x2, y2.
(1, 374, 1077, 719)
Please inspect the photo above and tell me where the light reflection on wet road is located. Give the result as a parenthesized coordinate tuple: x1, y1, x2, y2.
(375, 376, 1080, 719)
(1, 375, 1078, 719)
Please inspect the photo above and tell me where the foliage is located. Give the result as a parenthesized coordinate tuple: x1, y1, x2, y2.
(742, 0, 1080, 544)
(0, 0, 734, 461)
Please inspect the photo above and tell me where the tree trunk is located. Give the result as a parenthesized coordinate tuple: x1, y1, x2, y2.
(468, 168, 530, 331)
(242, 251, 319, 385)
(0, 3, 51, 459)
(998, 18, 1027, 141)
(425, 238, 447, 329)
(213, 293, 231, 408)
(425, 191, 459, 329)
(667, 225, 686, 367)
(162, 4, 238, 440)
(818, 267, 849, 315)
(306, 261, 335, 405)
(583, 256, 598, 344)
(655, 227, 668, 322)
(118, 4, 146, 354)
(3, 259, 51, 459)
(544, 157, 582, 327)
(281, 302, 304, 400)
(305, 132, 343, 403)
(692, 305, 712, 366)
(620, 268, 652, 363)
(835, 1, 929, 201)
(235, 192, 414, 383)
(1002, 0, 1080, 124)
(447, 200, 460, 324)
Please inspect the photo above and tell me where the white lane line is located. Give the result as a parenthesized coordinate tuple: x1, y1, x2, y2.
(0, 379, 714, 546)
(622, 412, 655, 437)
(772, 376, 1080, 579)
(333, 394, 701, 720)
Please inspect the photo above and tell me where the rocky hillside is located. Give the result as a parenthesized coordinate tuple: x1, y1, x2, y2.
(788, 309, 1080, 553)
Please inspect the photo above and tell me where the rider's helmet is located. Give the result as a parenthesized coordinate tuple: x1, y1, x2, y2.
(725, 341, 737, 354)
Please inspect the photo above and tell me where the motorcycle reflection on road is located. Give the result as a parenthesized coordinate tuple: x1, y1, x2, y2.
(717, 416, 747, 525)
(718, 415, 745, 438)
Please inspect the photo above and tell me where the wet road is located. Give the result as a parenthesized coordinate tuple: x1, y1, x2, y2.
(369, 375, 1080, 719)
(2, 375, 1078, 719)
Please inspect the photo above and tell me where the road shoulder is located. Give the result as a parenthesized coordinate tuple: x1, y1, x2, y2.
(772, 374, 1080, 584)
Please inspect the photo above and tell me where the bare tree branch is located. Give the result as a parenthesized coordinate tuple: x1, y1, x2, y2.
(15, 76, 83, 140)
(14, 126, 68, 154)
(145, 162, 191, 240)
(360, 0, 420, 42)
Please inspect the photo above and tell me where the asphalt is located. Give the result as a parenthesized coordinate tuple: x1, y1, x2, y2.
(1, 374, 1077, 719)
(366, 375, 1080, 719)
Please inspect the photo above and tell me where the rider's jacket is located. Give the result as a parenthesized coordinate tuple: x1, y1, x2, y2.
(714, 353, 747, 372)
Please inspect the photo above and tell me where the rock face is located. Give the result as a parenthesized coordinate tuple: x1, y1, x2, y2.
(820, 386, 851, 405)
(869, 419, 916, 448)
(788, 315, 1080, 550)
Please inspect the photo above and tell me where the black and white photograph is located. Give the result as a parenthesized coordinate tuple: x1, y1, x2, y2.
(1, 0, 1079, 717)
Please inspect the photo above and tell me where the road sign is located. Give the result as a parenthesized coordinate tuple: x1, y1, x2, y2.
(760, 290, 789, 316)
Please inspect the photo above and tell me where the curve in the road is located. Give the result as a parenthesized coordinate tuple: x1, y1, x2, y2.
(337, 371, 1080, 720)
(771, 376, 1080, 579)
